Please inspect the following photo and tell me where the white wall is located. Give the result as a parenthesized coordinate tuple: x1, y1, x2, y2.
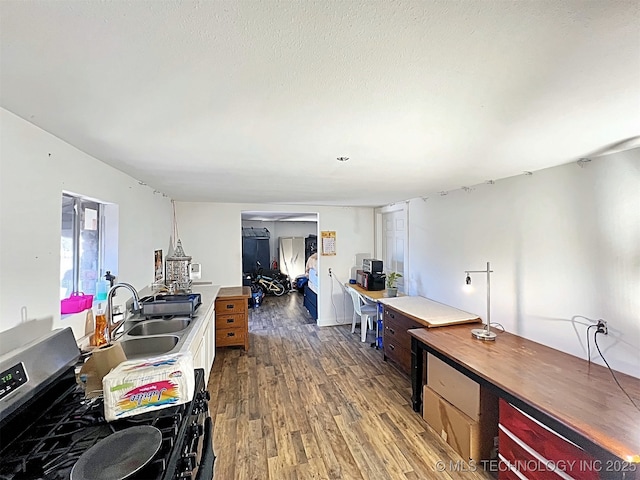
(402, 150, 639, 378)
(271, 221, 317, 241)
(176, 202, 373, 326)
(241, 219, 317, 262)
(7, 104, 633, 376)
(0, 108, 172, 338)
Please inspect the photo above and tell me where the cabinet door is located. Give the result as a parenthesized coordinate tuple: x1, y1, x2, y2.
(242, 237, 257, 273)
(242, 237, 271, 273)
(202, 322, 211, 376)
(193, 336, 205, 371)
(256, 238, 270, 269)
(303, 286, 318, 320)
(383, 306, 421, 375)
(207, 313, 216, 372)
(216, 299, 246, 315)
(499, 400, 598, 480)
(383, 338, 411, 374)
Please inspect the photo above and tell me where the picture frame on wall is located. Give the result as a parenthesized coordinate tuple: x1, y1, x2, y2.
(321, 230, 336, 256)
(154, 249, 163, 282)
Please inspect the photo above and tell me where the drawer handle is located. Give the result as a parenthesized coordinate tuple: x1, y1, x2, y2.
(388, 327, 395, 335)
(226, 304, 234, 309)
(389, 312, 395, 319)
(226, 318, 234, 323)
(389, 344, 395, 350)
(226, 332, 235, 337)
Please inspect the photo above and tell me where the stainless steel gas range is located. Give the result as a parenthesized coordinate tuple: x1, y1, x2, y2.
(0, 327, 214, 480)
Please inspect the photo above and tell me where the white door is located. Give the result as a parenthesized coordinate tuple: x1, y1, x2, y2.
(382, 208, 407, 292)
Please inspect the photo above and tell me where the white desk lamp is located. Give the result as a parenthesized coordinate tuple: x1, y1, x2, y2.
(465, 261, 497, 341)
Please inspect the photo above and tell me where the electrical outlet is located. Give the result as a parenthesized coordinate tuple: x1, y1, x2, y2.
(596, 320, 608, 335)
(328, 268, 332, 277)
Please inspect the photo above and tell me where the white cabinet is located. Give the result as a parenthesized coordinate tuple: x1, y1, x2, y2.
(193, 336, 205, 371)
(189, 302, 216, 383)
(190, 321, 206, 371)
(207, 315, 215, 370)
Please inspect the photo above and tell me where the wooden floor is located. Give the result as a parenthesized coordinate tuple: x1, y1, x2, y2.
(207, 292, 492, 480)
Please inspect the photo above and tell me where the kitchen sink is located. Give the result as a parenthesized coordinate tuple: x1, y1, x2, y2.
(118, 335, 180, 360)
(127, 318, 191, 336)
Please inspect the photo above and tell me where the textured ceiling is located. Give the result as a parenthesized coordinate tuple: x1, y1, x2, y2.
(1, 1, 638, 207)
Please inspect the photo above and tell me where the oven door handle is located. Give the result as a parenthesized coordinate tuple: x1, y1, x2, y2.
(195, 416, 215, 480)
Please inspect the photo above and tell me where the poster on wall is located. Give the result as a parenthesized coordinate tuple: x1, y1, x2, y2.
(321, 231, 336, 256)
(154, 249, 163, 282)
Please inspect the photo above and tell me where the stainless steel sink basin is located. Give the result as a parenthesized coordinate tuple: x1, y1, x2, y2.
(114, 308, 199, 361)
(119, 336, 180, 359)
(127, 318, 191, 336)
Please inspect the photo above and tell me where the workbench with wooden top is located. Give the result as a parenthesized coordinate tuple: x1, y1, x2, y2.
(345, 282, 396, 302)
(409, 325, 640, 478)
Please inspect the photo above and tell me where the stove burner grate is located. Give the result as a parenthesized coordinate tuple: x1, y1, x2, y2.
(0, 383, 188, 480)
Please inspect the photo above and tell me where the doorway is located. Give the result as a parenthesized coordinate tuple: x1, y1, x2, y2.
(240, 210, 320, 320)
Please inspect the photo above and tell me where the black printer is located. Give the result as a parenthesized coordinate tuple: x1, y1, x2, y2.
(363, 272, 385, 291)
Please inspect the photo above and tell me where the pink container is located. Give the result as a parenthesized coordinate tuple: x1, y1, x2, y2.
(61, 292, 93, 314)
(83, 294, 94, 309)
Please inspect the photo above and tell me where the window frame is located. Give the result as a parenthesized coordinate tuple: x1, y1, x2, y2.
(61, 193, 105, 300)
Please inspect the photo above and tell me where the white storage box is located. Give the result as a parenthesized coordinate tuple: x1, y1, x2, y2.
(102, 352, 195, 422)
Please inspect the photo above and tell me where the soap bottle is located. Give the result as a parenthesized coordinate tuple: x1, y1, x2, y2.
(96, 278, 109, 302)
(94, 303, 109, 347)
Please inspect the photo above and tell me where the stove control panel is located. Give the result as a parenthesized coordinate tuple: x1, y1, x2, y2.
(0, 362, 28, 401)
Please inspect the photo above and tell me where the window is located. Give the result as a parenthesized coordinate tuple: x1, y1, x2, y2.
(60, 194, 103, 300)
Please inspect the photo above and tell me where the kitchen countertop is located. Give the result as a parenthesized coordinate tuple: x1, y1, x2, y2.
(173, 284, 220, 352)
(81, 284, 221, 355)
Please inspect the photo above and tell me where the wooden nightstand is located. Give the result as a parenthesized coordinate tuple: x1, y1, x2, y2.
(215, 286, 250, 351)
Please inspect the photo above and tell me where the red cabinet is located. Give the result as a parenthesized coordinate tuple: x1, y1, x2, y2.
(499, 399, 599, 480)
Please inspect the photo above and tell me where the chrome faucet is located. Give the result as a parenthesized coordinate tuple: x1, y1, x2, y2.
(106, 282, 141, 340)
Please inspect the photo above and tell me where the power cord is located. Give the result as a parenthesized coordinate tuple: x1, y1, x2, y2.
(489, 322, 505, 333)
(585, 324, 597, 364)
(327, 269, 350, 325)
(593, 330, 640, 412)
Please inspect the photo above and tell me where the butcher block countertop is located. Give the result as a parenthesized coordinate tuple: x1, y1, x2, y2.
(409, 324, 640, 464)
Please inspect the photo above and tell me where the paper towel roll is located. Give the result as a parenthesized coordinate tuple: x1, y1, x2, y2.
(102, 352, 195, 421)
(91, 343, 127, 379)
(80, 343, 127, 397)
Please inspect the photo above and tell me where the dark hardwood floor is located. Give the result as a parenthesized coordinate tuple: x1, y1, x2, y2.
(207, 291, 492, 479)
